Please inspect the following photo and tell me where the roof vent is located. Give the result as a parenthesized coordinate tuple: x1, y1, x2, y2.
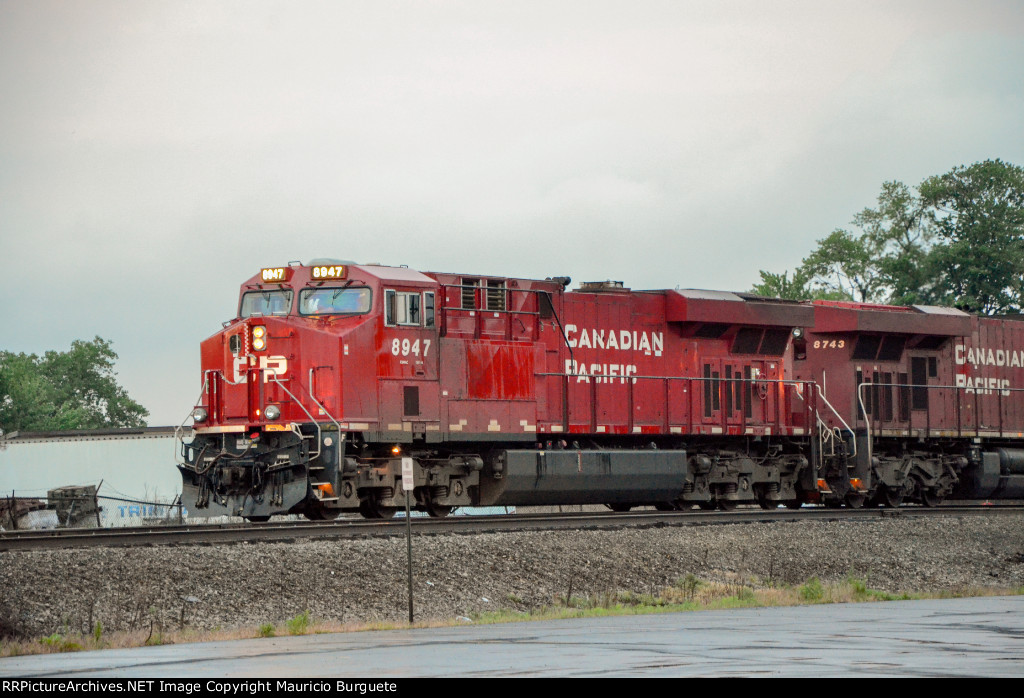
(578, 280, 628, 292)
(307, 258, 358, 266)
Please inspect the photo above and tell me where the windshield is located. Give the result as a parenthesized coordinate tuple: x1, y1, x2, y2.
(240, 290, 293, 317)
(300, 287, 372, 316)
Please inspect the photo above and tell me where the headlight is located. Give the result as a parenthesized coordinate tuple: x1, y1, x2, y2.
(265, 405, 281, 420)
(252, 325, 267, 351)
(192, 407, 208, 423)
(792, 327, 804, 339)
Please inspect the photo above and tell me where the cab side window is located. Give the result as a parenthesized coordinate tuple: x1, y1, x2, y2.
(424, 292, 435, 327)
(386, 290, 436, 327)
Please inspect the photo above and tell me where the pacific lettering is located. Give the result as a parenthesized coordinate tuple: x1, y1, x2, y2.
(565, 359, 637, 384)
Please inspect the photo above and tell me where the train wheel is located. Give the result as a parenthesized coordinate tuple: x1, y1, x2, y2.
(784, 500, 803, 510)
(717, 499, 737, 512)
(359, 498, 397, 519)
(303, 503, 335, 521)
(245, 516, 270, 523)
(920, 488, 944, 508)
(844, 493, 866, 509)
(607, 503, 633, 512)
(426, 501, 452, 518)
(878, 486, 903, 508)
(698, 501, 718, 511)
(756, 490, 778, 510)
(655, 502, 678, 511)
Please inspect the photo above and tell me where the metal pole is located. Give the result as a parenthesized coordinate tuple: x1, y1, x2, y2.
(405, 488, 414, 624)
(94, 479, 104, 527)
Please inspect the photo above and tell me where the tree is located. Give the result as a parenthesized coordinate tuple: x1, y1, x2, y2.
(752, 160, 1024, 313)
(0, 337, 149, 436)
(800, 229, 881, 302)
(749, 268, 850, 301)
(849, 180, 936, 306)
(920, 159, 1024, 314)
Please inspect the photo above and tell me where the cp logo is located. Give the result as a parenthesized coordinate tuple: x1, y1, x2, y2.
(233, 355, 288, 383)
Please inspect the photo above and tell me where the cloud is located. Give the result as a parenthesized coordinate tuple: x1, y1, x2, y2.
(1, 1, 1022, 423)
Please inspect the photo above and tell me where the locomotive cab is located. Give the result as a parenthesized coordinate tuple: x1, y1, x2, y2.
(177, 261, 412, 520)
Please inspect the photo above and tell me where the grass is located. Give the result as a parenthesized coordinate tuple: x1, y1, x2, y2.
(2, 580, 1022, 658)
(285, 610, 312, 636)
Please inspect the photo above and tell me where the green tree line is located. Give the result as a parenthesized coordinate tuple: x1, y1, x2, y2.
(752, 159, 1024, 314)
(0, 337, 148, 436)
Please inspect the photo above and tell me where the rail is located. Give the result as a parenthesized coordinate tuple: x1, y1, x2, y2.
(535, 371, 816, 438)
(174, 372, 211, 467)
(857, 381, 1024, 465)
(177, 364, 328, 470)
(437, 283, 552, 341)
(5, 504, 1019, 551)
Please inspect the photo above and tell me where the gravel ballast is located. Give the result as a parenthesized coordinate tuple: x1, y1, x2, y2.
(2, 513, 1023, 638)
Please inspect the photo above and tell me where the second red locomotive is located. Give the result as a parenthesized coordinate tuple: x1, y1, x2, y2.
(176, 260, 1024, 520)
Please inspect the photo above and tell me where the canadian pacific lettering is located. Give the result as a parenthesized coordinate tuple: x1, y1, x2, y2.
(954, 343, 1020, 395)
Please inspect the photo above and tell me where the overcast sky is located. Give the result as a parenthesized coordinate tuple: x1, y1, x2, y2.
(2, 0, 1022, 425)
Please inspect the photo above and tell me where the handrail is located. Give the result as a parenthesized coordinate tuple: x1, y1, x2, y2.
(265, 372, 321, 463)
(534, 371, 815, 437)
(438, 283, 553, 346)
(174, 372, 210, 467)
(305, 367, 343, 476)
(857, 381, 1024, 468)
(814, 384, 857, 459)
(176, 365, 327, 468)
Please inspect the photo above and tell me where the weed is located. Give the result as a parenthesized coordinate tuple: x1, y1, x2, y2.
(287, 610, 312, 636)
(41, 633, 63, 647)
(40, 633, 82, 652)
(677, 573, 701, 601)
(799, 577, 824, 602)
(258, 623, 275, 638)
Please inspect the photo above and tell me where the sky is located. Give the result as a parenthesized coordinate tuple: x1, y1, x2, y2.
(1, 0, 1023, 426)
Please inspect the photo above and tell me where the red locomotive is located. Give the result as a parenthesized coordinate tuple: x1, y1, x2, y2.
(176, 260, 1024, 520)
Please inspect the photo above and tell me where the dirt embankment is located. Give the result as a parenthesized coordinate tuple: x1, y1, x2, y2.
(2, 513, 1022, 638)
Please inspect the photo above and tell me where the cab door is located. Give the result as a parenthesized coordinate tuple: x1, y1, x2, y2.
(380, 288, 439, 435)
(700, 360, 724, 432)
(711, 360, 758, 433)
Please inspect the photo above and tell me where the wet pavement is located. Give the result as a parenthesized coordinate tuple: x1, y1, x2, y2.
(2, 596, 1022, 677)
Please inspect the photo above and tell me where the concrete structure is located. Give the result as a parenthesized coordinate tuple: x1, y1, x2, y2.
(0, 427, 186, 524)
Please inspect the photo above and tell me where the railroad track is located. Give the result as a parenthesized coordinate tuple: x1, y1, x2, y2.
(2, 504, 1021, 552)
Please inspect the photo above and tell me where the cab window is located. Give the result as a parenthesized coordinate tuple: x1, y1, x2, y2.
(240, 290, 293, 317)
(386, 290, 435, 327)
(299, 287, 371, 316)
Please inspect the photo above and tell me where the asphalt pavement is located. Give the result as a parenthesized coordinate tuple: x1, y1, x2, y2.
(2, 595, 1022, 678)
